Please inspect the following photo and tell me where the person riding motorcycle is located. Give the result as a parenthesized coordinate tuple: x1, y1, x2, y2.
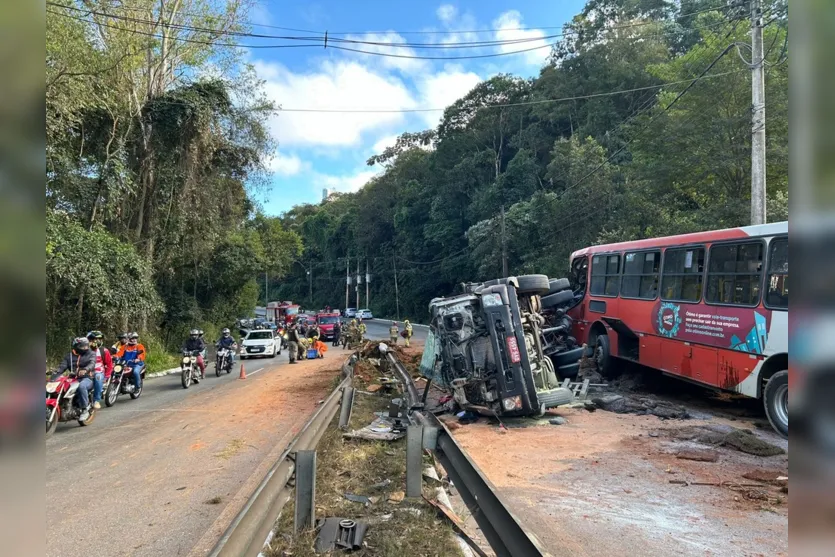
(52, 337, 97, 421)
(182, 329, 207, 379)
(197, 329, 208, 360)
(115, 332, 145, 393)
(111, 332, 128, 354)
(87, 330, 113, 409)
(216, 328, 237, 368)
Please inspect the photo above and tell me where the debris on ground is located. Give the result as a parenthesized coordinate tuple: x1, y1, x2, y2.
(742, 469, 789, 485)
(343, 492, 375, 506)
(676, 449, 719, 462)
(591, 394, 690, 419)
(549, 416, 568, 425)
(313, 517, 369, 553)
(668, 425, 785, 456)
(577, 351, 603, 384)
(342, 414, 405, 441)
(457, 410, 479, 424)
(388, 491, 405, 503)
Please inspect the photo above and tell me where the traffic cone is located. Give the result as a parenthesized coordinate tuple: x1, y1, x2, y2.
(239, 363, 246, 380)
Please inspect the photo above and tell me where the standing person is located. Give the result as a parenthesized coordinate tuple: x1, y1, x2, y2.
(116, 332, 146, 393)
(182, 329, 206, 379)
(358, 320, 367, 341)
(286, 322, 300, 364)
(389, 321, 399, 345)
(53, 337, 97, 420)
(404, 319, 413, 347)
(332, 320, 341, 347)
(87, 330, 112, 409)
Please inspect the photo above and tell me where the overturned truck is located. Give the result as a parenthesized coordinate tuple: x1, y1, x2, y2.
(420, 274, 585, 417)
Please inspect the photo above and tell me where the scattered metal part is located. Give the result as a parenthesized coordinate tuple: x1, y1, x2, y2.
(314, 517, 368, 553)
(369, 478, 392, 490)
(343, 493, 372, 506)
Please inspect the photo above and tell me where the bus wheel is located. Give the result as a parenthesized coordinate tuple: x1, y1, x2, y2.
(763, 370, 788, 438)
(594, 334, 616, 378)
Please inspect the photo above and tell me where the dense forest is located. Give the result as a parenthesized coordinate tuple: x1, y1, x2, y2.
(273, 0, 788, 322)
(46, 0, 788, 360)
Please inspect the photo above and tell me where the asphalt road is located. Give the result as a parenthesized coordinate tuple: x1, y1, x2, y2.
(359, 318, 429, 344)
(44, 322, 425, 557)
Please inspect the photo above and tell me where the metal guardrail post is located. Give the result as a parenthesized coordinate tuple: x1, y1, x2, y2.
(294, 450, 317, 533)
(406, 425, 423, 498)
(338, 387, 355, 429)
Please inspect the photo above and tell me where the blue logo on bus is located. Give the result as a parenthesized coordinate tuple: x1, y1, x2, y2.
(657, 302, 681, 338)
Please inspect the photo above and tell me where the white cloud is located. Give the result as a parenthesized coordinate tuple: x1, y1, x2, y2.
(371, 134, 399, 155)
(343, 32, 431, 74)
(318, 168, 380, 193)
(266, 152, 305, 176)
(416, 66, 481, 126)
(436, 4, 457, 24)
(492, 10, 550, 67)
(255, 59, 417, 147)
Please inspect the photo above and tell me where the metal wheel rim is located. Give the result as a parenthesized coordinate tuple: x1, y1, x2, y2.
(594, 345, 605, 368)
(772, 383, 788, 428)
(107, 384, 118, 405)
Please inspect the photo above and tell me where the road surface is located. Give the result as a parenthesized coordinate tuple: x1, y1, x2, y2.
(361, 318, 429, 345)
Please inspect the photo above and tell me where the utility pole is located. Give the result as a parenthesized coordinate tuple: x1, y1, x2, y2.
(265, 270, 269, 306)
(750, 0, 767, 225)
(500, 205, 509, 278)
(345, 257, 350, 311)
(308, 267, 312, 308)
(393, 254, 400, 321)
(365, 258, 370, 312)
(355, 259, 361, 309)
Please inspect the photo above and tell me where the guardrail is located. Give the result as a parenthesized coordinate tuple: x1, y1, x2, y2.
(208, 355, 357, 557)
(384, 350, 546, 557)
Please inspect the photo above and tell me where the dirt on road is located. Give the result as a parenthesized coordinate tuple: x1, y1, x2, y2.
(451, 406, 788, 557)
(46, 353, 345, 557)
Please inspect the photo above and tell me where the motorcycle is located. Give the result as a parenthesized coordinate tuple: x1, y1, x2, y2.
(181, 350, 202, 389)
(215, 344, 237, 377)
(104, 358, 145, 407)
(46, 372, 97, 436)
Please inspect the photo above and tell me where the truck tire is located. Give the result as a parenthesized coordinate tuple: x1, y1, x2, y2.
(536, 387, 574, 409)
(515, 274, 550, 296)
(595, 334, 617, 378)
(548, 278, 571, 294)
(542, 290, 573, 308)
(763, 370, 788, 438)
(557, 362, 580, 380)
(550, 346, 585, 367)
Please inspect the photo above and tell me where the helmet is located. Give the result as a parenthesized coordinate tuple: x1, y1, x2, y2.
(127, 332, 139, 344)
(222, 328, 231, 337)
(117, 332, 128, 341)
(189, 328, 199, 337)
(198, 329, 204, 337)
(392, 321, 397, 325)
(72, 337, 90, 353)
(87, 330, 104, 341)
(404, 319, 410, 323)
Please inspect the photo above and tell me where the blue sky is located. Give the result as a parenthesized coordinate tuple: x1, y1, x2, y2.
(246, 0, 585, 214)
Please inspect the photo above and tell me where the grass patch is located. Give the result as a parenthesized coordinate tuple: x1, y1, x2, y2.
(265, 372, 462, 557)
(143, 333, 180, 372)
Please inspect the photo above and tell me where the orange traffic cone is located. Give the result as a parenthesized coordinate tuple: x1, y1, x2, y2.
(239, 363, 246, 380)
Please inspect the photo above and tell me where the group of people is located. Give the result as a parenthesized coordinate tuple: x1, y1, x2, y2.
(388, 320, 413, 347)
(283, 319, 329, 363)
(180, 327, 237, 378)
(51, 331, 146, 419)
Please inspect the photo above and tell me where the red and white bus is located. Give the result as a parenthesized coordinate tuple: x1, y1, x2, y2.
(566, 222, 788, 436)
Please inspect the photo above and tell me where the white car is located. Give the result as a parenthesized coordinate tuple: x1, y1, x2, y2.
(358, 309, 373, 319)
(239, 330, 279, 359)
(344, 307, 357, 318)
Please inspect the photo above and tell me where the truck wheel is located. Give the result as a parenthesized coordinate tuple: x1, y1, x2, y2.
(594, 334, 617, 378)
(548, 278, 571, 294)
(542, 290, 573, 309)
(551, 346, 585, 367)
(557, 362, 580, 380)
(763, 370, 788, 438)
(536, 387, 574, 409)
(515, 274, 550, 296)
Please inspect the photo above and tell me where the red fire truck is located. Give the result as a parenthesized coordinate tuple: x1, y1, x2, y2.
(316, 312, 341, 340)
(566, 222, 788, 437)
(266, 301, 300, 324)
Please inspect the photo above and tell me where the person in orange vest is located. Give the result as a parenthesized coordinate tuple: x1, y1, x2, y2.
(116, 332, 146, 392)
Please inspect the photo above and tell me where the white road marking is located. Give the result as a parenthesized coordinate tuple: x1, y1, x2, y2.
(246, 367, 265, 377)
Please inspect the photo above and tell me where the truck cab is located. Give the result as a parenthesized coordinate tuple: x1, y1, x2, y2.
(316, 312, 341, 340)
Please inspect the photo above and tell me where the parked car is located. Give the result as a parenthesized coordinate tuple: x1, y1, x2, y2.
(358, 309, 373, 320)
(344, 307, 357, 318)
(239, 329, 279, 359)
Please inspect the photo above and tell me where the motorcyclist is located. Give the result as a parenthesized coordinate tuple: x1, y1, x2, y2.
(111, 332, 128, 354)
(87, 330, 113, 409)
(197, 329, 208, 360)
(182, 329, 207, 379)
(115, 332, 145, 392)
(216, 328, 237, 368)
(53, 337, 97, 420)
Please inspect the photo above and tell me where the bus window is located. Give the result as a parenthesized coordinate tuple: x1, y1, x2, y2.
(706, 242, 763, 306)
(621, 251, 660, 299)
(765, 237, 788, 309)
(661, 247, 705, 302)
(591, 254, 620, 297)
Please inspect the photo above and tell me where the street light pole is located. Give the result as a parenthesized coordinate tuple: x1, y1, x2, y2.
(307, 269, 312, 308)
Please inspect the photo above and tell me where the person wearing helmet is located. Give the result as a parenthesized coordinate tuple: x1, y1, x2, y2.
(389, 321, 399, 345)
(116, 332, 146, 392)
(111, 332, 128, 354)
(197, 329, 208, 360)
(53, 337, 97, 420)
(286, 321, 301, 364)
(87, 330, 113, 409)
(182, 329, 207, 378)
(404, 319, 413, 347)
(216, 328, 237, 368)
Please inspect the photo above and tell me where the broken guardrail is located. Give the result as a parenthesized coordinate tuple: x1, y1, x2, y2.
(208, 354, 357, 557)
(384, 348, 546, 557)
